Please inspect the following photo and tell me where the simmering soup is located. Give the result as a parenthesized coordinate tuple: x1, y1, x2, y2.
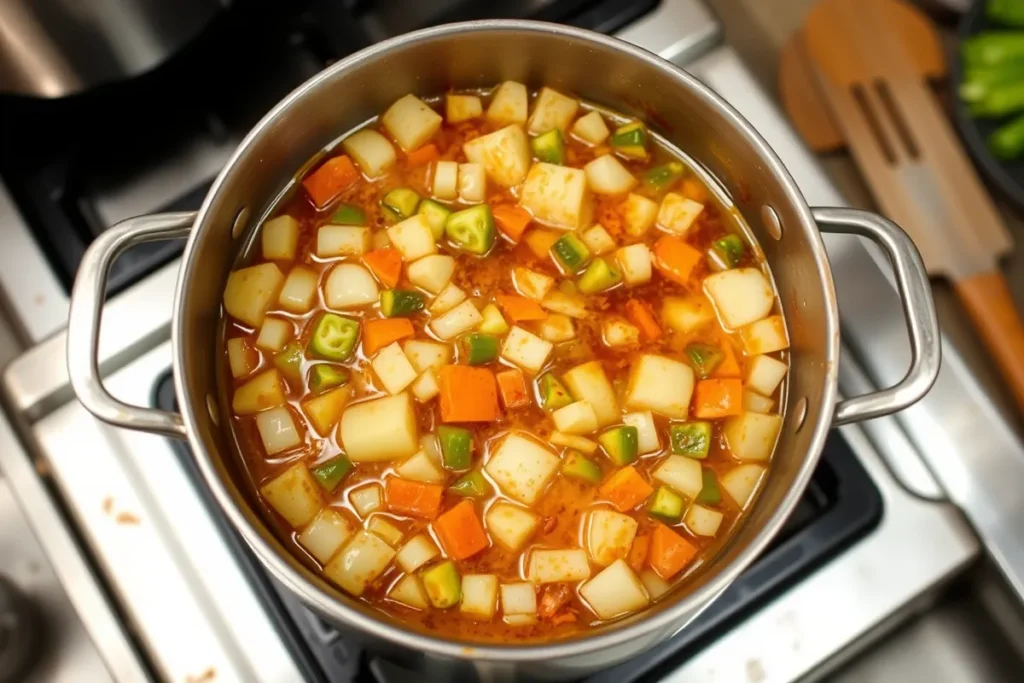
(220, 83, 789, 642)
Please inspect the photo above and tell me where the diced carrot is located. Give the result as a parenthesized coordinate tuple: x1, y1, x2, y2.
(493, 205, 533, 243)
(302, 155, 360, 209)
(625, 300, 662, 341)
(438, 366, 500, 422)
(362, 248, 402, 289)
(496, 368, 530, 409)
(712, 336, 741, 378)
(495, 294, 547, 322)
(598, 466, 654, 512)
(405, 143, 440, 168)
(433, 500, 489, 560)
(680, 177, 709, 204)
(386, 478, 444, 519)
(627, 535, 650, 572)
(648, 524, 698, 579)
(692, 378, 743, 418)
(652, 235, 702, 286)
(523, 229, 562, 259)
(362, 318, 414, 356)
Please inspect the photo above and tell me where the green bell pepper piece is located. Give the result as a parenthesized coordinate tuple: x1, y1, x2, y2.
(459, 333, 499, 365)
(598, 426, 639, 466)
(445, 205, 496, 254)
(685, 343, 724, 379)
(989, 113, 1024, 160)
(273, 342, 304, 384)
(311, 456, 353, 492)
(577, 257, 622, 294)
(538, 373, 574, 411)
(437, 425, 473, 470)
(669, 421, 712, 459)
(308, 364, 349, 395)
(697, 468, 722, 505)
(417, 199, 452, 240)
(381, 187, 420, 222)
(561, 451, 602, 484)
(551, 233, 592, 273)
(712, 234, 745, 268)
(610, 121, 648, 159)
(531, 129, 566, 164)
(329, 203, 366, 225)
(307, 313, 359, 361)
(642, 161, 684, 192)
(647, 486, 684, 522)
(422, 560, 461, 608)
(450, 470, 491, 497)
(380, 289, 425, 317)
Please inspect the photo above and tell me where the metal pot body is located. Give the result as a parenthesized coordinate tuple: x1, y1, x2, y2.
(66, 21, 941, 679)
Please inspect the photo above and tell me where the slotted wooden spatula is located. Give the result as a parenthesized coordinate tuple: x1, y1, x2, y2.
(796, 0, 1024, 416)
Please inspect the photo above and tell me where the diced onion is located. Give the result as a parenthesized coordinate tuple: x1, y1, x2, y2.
(430, 299, 482, 340)
(562, 361, 619, 427)
(500, 326, 554, 374)
(255, 317, 292, 352)
(255, 406, 302, 455)
(349, 484, 383, 518)
(552, 401, 599, 435)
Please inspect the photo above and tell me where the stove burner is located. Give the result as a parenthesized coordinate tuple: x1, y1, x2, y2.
(0, 575, 41, 683)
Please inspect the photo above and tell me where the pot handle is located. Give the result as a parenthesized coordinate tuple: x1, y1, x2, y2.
(67, 212, 196, 439)
(812, 207, 941, 426)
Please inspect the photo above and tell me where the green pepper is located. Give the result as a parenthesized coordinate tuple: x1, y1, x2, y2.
(537, 373, 574, 411)
(988, 0, 1024, 26)
(561, 451, 602, 484)
(577, 257, 622, 294)
(647, 486, 684, 522)
(598, 426, 639, 466)
(311, 456, 353, 492)
(551, 233, 592, 273)
(272, 342, 304, 384)
(712, 234, 745, 268)
(685, 343, 724, 379)
(610, 121, 649, 159)
(697, 469, 722, 505)
(963, 31, 1024, 69)
(329, 203, 366, 225)
(669, 421, 712, 459)
(422, 560, 461, 608)
(450, 470, 490, 497)
(458, 333, 499, 365)
(445, 205, 496, 254)
(969, 79, 1024, 117)
(437, 425, 473, 470)
(959, 64, 1024, 103)
(642, 161, 684, 192)
(380, 289, 425, 317)
(531, 129, 566, 164)
(381, 187, 420, 222)
(989, 113, 1024, 160)
(417, 199, 452, 240)
(307, 313, 360, 361)
(308, 364, 349, 395)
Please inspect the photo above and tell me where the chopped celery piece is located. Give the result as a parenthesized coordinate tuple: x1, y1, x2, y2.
(610, 121, 648, 159)
(422, 560, 461, 608)
(598, 426, 639, 466)
(478, 304, 509, 335)
(459, 333, 499, 365)
(685, 343, 724, 379)
(309, 364, 349, 395)
(562, 450, 602, 484)
(311, 456, 353, 492)
(438, 425, 473, 470)
(273, 342, 304, 384)
(642, 162, 684, 192)
(551, 233, 592, 273)
(381, 187, 420, 222)
(577, 258, 622, 294)
(381, 289, 425, 317)
(330, 203, 366, 225)
(418, 199, 452, 240)
(531, 129, 566, 164)
(450, 470, 490, 497)
(445, 205, 496, 254)
(669, 422, 712, 459)
(538, 373, 574, 411)
(648, 486, 684, 522)
(712, 234, 745, 268)
(308, 313, 359, 361)
(697, 469, 721, 505)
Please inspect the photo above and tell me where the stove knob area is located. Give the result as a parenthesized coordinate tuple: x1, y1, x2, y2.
(0, 574, 40, 683)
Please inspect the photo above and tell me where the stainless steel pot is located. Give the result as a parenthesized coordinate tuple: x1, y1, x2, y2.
(65, 21, 941, 679)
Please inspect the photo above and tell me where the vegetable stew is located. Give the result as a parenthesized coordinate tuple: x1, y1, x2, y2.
(221, 84, 790, 642)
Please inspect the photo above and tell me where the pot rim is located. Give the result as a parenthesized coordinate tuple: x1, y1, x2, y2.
(172, 19, 838, 661)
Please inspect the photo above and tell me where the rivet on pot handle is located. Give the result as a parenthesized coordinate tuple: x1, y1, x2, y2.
(67, 212, 196, 439)
(812, 207, 941, 426)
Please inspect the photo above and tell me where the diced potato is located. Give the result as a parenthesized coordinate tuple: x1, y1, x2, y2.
(528, 548, 591, 584)
(223, 263, 285, 328)
(389, 574, 429, 610)
(367, 515, 405, 547)
(500, 582, 537, 615)
(430, 299, 482, 340)
(395, 450, 444, 484)
(301, 386, 352, 435)
(685, 504, 724, 537)
(624, 354, 694, 419)
(432, 160, 459, 200)
(511, 267, 554, 302)
(743, 390, 775, 414)
(349, 483, 383, 518)
(537, 314, 576, 343)
(639, 569, 671, 600)
(602, 318, 640, 347)
(371, 342, 418, 395)
(382, 94, 443, 152)
(572, 111, 610, 145)
(340, 393, 419, 462)
(615, 244, 652, 286)
(653, 454, 703, 498)
(584, 155, 637, 195)
(278, 266, 319, 314)
(255, 406, 302, 455)
(721, 463, 766, 509)
(463, 124, 532, 187)
(407, 254, 455, 295)
(540, 290, 588, 319)
(387, 214, 436, 262)
(324, 531, 396, 596)
(324, 263, 379, 309)
(403, 339, 452, 373)
(233, 369, 286, 415)
(621, 193, 659, 237)
(485, 433, 560, 505)
(587, 509, 639, 566)
(317, 226, 370, 258)
(724, 412, 782, 462)
(396, 534, 440, 573)
(739, 315, 790, 355)
(447, 94, 483, 123)
(552, 401, 599, 435)
(342, 129, 396, 178)
(428, 283, 466, 316)
(461, 574, 499, 619)
(519, 163, 591, 230)
(746, 355, 788, 397)
(579, 559, 649, 620)
(458, 163, 487, 203)
(487, 81, 528, 126)
(581, 225, 616, 255)
(527, 87, 579, 134)
(662, 296, 716, 334)
(562, 361, 619, 427)
(260, 464, 322, 528)
(485, 502, 540, 552)
(550, 431, 599, 454)
(372, 230, 390, 250)
(298, 508, 355, 564)
(623, 412, 660, 455)
(256, 317, 292, 352)
(262, 216, 299, 261)
(227, 338, 259, 379)
(656, 192, 704, 235)
(704, 268, 775, 329)
(411, 369, 440, 403)
(501, 326, 553, 374)
(524, 229, 562, 259)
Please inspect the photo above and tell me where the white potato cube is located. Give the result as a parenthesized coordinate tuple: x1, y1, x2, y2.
(621, 193, 659, 237)
(623, 412, 660, 455)
(537, 314, 576, 343)
(724, 412, 782, 462)
(527, 87, 579, 134)
(662, 296, 716, 334)
(446, 94, 483, 123)
(389, 574, 429, 610)
(485, 433, 560, 505)
(382, 94, 443, 152)
(513, 266, 554, 301)
(528, 549, 591, 584)
(317, 226, 370, 258)
(349, 484, 383, 518)
(746, 355, 788, 397)
(487, 81, 528, 125)
(743, 390, 775, 414)
(587, 509, 639, 566)
(458, 163, 487, 203)
(371, 342, 418, 395)
(395, 450, 444, 484)
(721, 463, 765, 510)
(549, 431, 599, 455)
(260, 464, 321, 528)
(740, 315, 790, 355)
(552, 401, 599, 435)
(685, 504, 724, 537)
(396, 534, 440, 573)
(387, 214, 436, 262)
(278, 266, 319, 313)
(403, 339, 452, 373)
(500, 582, 537, 615)
(572, 111, 610, 145)
(298, 509, 355, 564)
(301, 386, 351, 436)
(367, 515, 405, 547)
(432, 160, 459, 200)
(652, 455, 703, 498)
(584, 155, 637, 195)
(581, 225, 616, 255)
(410, 369, 440, 403)
(615, 242, 652, 284)
(430, 299, 481, 340)
(227, 338, 258, 379)
(324, 263, 379, 309)
(501, 326, 553, 374)
(407, 254, 455, 294)
(342, 129, 396, 179)
(485, 502, 540, 552)
(579, 559, 649, 620)
(223, 263, 285, 328)
(340, 393, 419, 462)
(519, 162, 591, 230)
(624, 354, 694, 419)
(232, 369, 286, 415)
(428, 283, 466, 316)
(602, 319, 640, 347)
(255, 406, 302, 455)
(256, 317, 292, 352)
(540, 290, 588, 318)
(324, 531, 396, 596)
(703, 268, 775, 329)
(461, 574, 499, 620)
(562, 361, 619, 427)
(262, 215, 299, 261)
(463, 124, 532, 186)
(639, 570, 672, 600)
(656, 192, 704, 235)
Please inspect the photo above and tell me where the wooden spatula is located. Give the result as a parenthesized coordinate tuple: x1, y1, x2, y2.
(790, 0, 1024, 416)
